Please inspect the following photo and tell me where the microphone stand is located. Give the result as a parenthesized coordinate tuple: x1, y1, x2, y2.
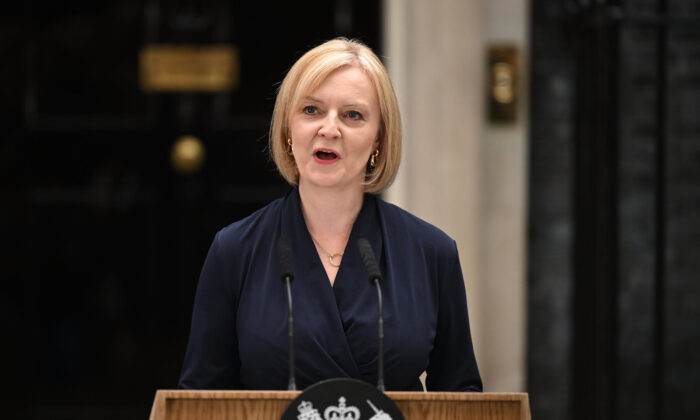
(373, 277, 385, 392)
(277, 236, 297, 391)
(357, 238, 386, 392)
(284, 275, 296, 391)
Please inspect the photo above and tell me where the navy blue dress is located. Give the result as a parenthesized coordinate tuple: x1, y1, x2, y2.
(178, 188, 482, 391)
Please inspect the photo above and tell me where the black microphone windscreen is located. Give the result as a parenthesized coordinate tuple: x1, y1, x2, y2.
(357, 238, 383, 284)
(277, 235, 294, 281)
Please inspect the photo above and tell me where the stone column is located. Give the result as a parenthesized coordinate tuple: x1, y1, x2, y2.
(383, 0, 528, 392)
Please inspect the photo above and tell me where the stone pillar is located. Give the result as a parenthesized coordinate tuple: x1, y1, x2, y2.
(479, 0, 529, 393)
(383, 0, 528, 392)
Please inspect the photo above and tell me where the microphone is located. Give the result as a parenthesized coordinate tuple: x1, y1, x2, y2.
(276, 235, 297, 391)
(357, 238, 386, 392)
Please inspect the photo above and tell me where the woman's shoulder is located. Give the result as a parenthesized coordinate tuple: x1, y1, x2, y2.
(374, 196, 457, 250)
(213, 195, 285, 251)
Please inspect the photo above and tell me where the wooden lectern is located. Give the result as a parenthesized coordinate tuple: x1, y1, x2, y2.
(149, 390, 531, 420)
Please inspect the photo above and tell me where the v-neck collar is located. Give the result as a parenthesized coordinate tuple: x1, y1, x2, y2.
(279, 188, 384, 289)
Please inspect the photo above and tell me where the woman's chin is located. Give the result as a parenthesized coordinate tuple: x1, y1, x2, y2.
(300, 172, 364, 191)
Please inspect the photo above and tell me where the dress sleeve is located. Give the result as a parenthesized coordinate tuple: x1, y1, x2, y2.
(425, 240, 483, 391)
(178, 231, 242, 389)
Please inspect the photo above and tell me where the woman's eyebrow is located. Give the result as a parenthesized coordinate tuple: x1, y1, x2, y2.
(343, 102, 369, 108)
(303, 96, 369, 108)
(304, 96, 324, 103)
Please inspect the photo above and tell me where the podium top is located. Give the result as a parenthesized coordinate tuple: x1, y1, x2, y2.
(150, 390, 531, 420)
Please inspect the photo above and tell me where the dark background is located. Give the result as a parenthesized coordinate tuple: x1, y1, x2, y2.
(0, 1, 380, 418)
(1, 1, 699, 420)
(528, 1, 700, 420)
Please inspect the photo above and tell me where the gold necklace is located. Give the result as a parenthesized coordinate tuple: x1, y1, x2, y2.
(309, 233, 344, 268)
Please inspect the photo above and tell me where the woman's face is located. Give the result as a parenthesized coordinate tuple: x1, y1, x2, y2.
(289, 65, 380, 191)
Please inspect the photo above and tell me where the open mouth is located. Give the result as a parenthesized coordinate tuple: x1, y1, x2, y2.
(315, 150, 338, 160)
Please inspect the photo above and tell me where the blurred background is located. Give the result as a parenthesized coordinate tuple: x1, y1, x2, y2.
(1, 0, 698, 419)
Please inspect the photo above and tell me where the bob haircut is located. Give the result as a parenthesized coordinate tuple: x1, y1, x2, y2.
(269, 38, 402, 194)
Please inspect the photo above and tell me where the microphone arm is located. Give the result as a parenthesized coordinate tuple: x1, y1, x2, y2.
(284, 275, 295, 391)
(277, 236, 297, 391)
(357, 238, 386, 392)
(374, 276, 385, 392)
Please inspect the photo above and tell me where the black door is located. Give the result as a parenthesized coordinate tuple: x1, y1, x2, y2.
(527, 1, 700, 420)
(0, 1, 381, 418)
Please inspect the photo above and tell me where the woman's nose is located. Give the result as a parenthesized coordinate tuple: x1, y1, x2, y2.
(317, 112, 341, 139)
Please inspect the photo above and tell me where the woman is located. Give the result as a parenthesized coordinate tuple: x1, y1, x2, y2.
(179, 38, 482, 392)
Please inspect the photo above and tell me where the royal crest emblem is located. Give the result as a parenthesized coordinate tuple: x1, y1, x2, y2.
(281, 378, 403, 420)
(366, 399, 393, 420)
(297, 400, 323, 420)
(323, 396, 361, 420)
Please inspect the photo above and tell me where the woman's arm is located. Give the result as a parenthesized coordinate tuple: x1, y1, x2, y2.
(179, 231, 242, 389)
(425, 240, 482, 391)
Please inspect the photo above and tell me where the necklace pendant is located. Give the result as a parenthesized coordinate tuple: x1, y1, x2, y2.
(328, 252, 343, 267)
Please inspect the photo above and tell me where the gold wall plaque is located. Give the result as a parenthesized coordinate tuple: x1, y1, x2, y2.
(140, 45, 239, 92)
(488, 45, 519, 123)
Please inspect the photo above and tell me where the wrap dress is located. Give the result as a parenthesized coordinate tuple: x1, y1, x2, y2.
(178, 188, 482, 391)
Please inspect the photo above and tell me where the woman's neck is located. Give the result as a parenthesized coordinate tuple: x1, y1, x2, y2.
(298, 181, 364, 238)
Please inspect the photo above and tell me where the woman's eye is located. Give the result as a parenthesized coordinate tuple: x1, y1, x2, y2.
(303, 106, 317, 115)
(347, 111, 363, 120)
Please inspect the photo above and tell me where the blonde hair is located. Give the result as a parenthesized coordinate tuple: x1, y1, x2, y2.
(269, 38, 402, 194)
